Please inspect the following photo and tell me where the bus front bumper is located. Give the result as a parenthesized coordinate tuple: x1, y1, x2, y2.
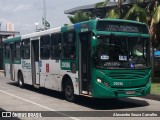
(92, 81, 151, 98)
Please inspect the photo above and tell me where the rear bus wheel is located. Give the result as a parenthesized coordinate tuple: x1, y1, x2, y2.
(18, 72, 24, 88)
(64, 80, 75, 102)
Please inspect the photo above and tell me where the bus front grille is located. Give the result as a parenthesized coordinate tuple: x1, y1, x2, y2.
(108, 70, 147, 80)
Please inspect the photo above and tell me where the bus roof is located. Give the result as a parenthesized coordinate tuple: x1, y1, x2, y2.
(62, 18, 148, 32)
(22, 27, 61, 39)
(102, 18, 147, 25)
(3, 36, 21, 43)
(3, 19, 148, 42)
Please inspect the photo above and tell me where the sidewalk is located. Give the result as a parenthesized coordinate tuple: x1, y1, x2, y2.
(142, 94, 160, 101)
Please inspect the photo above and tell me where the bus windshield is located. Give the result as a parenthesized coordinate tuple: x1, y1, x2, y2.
(94, 35, 150, 69)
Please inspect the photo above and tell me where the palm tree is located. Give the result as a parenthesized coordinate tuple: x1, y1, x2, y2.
(149, 0, 160, 47)
(96, 0, 126, 18)
(68, 11, 91, 24)
(95, 0, 108, 8)
(124, 4, 149, 23)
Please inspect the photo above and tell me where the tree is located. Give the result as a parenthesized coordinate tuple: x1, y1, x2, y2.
(96, 0, 127, 19)
(149, 0, 160, 47)
(68, 11, 91, 24)
(95, 0, 108, 8)
(124, 4, 149, 23)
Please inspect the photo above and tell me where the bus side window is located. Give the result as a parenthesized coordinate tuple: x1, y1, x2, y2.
(51, 33, 62, 59)
(40, 35, 50, 59)
(4, 44, 10, 59)
(21, 39, 30, 59)
(62, 31, 76, 59)
(14, 41, 21, 59)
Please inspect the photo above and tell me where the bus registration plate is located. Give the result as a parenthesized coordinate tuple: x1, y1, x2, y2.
(126, 91, 135, 95)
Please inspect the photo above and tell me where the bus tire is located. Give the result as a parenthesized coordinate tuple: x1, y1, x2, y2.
(18, 72, 24, 88)
(64, 80, 75, 102)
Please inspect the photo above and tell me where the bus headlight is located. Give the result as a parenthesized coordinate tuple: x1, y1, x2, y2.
(97, 78, 102, 83)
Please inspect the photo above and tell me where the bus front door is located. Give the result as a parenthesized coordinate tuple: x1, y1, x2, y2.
(79, 32, 91, 95)
(9, 43, 14, 80)
(31, 40, 40, 85)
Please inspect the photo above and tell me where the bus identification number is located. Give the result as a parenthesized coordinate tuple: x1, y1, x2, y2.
(114, 82, 123, 86)
(61, 62, 71, 69)
(81, 28, 89, 32)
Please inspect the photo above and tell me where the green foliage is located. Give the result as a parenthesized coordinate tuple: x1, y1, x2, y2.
(153, 6, 160, 24)
(96, 0, 127, 19)
(148, 1, 160, 48)
(124, 4, 149, 23)
(106, 9, 121, 19)
(95, 0, 108, 8)
(68, 11, 91, 24)
(151, 83, 160, 94)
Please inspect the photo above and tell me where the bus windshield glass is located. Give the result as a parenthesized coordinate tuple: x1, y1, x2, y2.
(94, 35, 150, 69)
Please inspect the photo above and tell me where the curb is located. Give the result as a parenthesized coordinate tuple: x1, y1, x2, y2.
(141, 94, 160, 101)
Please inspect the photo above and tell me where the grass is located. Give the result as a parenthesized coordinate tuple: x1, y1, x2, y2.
(151, 83, 160, 95)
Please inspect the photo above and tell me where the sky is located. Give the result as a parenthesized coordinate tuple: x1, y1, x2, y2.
(0, 0, 103, 35)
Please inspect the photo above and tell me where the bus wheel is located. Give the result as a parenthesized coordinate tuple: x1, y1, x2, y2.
(18, 72, 24, 88)
(64, 80, 75, 102)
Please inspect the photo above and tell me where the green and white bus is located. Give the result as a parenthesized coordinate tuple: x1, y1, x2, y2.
(3, 19, 151, 102)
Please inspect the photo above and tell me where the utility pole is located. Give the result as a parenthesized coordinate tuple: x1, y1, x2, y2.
(0, 21, 2, 31)
(43, 0, 46, 30)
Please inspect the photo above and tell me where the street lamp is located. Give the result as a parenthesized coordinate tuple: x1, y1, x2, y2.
(35, 22, 39, 32)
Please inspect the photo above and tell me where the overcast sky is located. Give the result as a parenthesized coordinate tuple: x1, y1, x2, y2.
(0, 0, 103, 35)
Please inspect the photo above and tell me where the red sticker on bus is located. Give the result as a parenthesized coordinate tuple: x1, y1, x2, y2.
(46, 64, 49, 73)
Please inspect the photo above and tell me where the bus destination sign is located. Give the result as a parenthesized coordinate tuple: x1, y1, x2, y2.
(96, 21, 149, 34)
(106, 25, 139, 33)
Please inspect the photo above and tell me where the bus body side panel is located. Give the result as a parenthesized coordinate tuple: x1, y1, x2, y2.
(60, 69, 79, 95)
(39, 59, 61, 90)
(39, 60, 54, 89)
(4, 63, 11, 79)
(21, 59, 32, 85)
(60, 59, 79, 95)
(48, 60, 61, 91)
(5, 63, 21, 82)
(14, 64, 21, 82)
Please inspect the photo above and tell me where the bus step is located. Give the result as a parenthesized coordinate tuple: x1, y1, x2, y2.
(82, 91, 88, 94)
(80, 93, 92, 97)
(34, 84, 40, 89)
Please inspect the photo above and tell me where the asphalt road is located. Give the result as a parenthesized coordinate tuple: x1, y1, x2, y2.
(0, 72, 160, 120)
